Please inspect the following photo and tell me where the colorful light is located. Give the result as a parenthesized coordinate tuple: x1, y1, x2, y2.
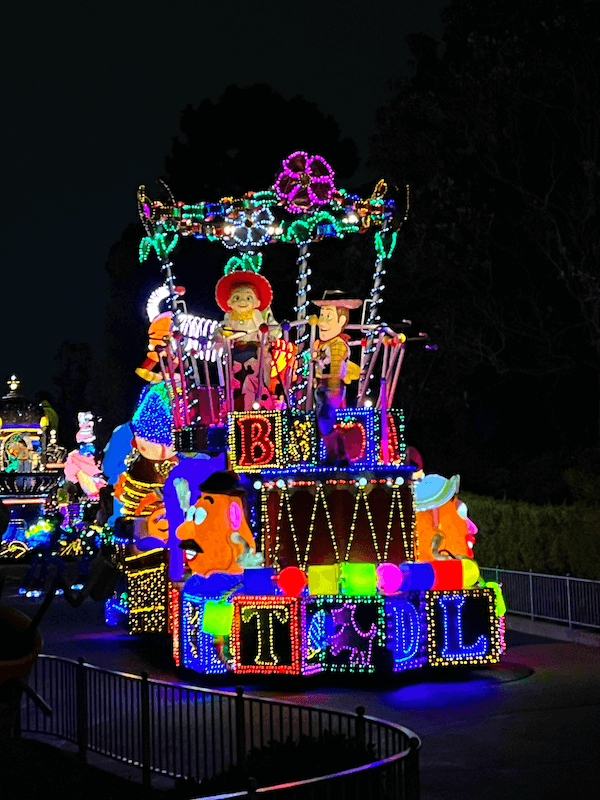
(274, 151, 336, 214)
(202, 601, 234, 635)
(427, 588, 500, 667)
(376, 562, 404, 594)
(385, 593, 428, 672)
(340, 563, 377, 596)
(307, 564, 339, 595)
(276, 566, 307, 597)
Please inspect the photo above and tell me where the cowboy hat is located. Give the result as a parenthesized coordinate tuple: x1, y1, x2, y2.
(312, 289, 363, 310)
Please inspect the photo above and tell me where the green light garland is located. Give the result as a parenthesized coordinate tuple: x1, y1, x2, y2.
(223, 252, 263, 275)
(374, 229, 398, 260)
(139, 232, 180, 263)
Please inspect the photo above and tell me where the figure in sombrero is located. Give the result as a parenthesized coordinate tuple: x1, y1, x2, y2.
(312, 290, 362, 408)
(214, 268, 281, 409)
(413, 473, 478, 561)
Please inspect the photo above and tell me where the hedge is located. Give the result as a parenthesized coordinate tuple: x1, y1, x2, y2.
(462, 492, 600, 581)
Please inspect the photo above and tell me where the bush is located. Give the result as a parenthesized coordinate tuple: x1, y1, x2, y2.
(463, 492, 600, 580)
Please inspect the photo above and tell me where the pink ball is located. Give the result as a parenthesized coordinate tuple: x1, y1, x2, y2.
(376, 563, 404, 594)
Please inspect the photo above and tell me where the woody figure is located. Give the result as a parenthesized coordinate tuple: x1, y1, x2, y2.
(312, 290, 362, 408)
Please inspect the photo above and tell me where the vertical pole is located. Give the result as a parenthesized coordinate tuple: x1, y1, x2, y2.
(359, 223, 389, 402)
(140, 671, 151, 790)
(355, 706, 365, 751)
(386, 344, 406, 408)
(255, 328, 268, 406)
(406, 736, 421, 800)
(305, 317, 317, 411)
(76, 657, 87, 763)
(13, 688, 22, 739)
(566, 574, 572, 628)
(203, 357, 216, 425)
(293, 244, 311, 407)
(224, 339, 234, 414)
(235, 686, 247, 770)
(529, 569, 534, 621)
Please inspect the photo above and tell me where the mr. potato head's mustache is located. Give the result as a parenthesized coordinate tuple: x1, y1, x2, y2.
(178, 539, 203, 554)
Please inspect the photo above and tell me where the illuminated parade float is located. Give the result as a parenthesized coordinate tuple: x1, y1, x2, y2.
(101, 151, 505, 677)
(0, 377, 64, 555)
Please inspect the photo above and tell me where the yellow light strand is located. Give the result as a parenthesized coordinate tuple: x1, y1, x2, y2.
(305, 483, 340, 570)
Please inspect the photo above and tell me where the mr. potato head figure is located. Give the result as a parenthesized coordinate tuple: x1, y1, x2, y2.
(173, 470, 263, 578)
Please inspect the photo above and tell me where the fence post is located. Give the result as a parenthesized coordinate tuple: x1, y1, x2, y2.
(76, 657, 87, 763)
(405, 736, 421, 800)
(566, 574, 572, 628)
(355, 705, 366, 751)
(235, 686, 247, 770)
(140, 671, 151, 790)
(529, 569, 534, 621)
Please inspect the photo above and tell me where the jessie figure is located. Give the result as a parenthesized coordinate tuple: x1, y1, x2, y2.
(214, 271, 280, 409)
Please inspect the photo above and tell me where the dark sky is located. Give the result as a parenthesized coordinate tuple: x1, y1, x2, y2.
(3, 0, 446, 400)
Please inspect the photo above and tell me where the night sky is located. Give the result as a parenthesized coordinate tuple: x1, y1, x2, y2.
(3, 0, 447, 400)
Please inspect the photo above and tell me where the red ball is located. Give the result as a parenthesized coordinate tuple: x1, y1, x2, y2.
(276, 567, 307, 597)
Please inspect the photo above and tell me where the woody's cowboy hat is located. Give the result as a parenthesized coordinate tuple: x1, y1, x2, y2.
(312, 289, 363, 310)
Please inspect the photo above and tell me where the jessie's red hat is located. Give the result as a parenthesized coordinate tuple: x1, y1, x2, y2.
(215, 270, 273, 312)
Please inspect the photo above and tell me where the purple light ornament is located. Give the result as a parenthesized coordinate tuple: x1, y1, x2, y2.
(274, 151, 336, 213)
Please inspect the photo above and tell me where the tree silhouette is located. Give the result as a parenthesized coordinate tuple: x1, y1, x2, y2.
(367, 0, 600, 498)
(165, 84, 359, 201)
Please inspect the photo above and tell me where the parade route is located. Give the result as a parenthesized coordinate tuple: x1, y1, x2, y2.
(2, 563, 598, 799)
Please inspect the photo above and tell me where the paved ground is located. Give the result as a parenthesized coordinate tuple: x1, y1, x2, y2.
(1, 562, 599, 799)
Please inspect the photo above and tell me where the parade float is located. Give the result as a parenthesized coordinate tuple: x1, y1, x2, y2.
(103, 151, 505, 677)
(0, 377, 64, 559)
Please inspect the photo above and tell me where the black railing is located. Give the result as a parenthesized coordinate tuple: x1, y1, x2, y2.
(0, 473, 60, 496)
(481, 567, 600, 629)
(17, 655, 420, 798)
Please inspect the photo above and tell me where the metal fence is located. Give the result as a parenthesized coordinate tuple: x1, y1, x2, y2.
(16, 655, 420, 799)
(481, 567, 600, 629)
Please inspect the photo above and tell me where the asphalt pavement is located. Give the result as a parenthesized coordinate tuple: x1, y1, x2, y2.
(1, 562, 599, 799)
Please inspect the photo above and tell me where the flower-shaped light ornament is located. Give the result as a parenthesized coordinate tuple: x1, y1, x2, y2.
(275, 151, 336, 214)
(223, 206, 275, 252)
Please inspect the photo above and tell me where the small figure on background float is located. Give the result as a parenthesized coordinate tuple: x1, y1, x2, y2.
(214, 269, 281, 410)
(64, 413, 106, 500)
(413, 473, 478, 561)
(312, 291, 362, 408)
(5, 436, 34, 473)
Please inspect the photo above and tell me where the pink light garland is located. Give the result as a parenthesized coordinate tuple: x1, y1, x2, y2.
(274, 151, 336, 213)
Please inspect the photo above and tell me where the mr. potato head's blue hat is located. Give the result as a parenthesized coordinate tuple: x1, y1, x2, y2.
(414, 473, 460, 512)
